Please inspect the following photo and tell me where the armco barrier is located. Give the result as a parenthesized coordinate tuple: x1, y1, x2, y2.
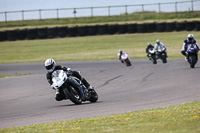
(7, 30, 18, 41)
(176, 21, 186, 31)
(127, 24, 137, 33)
(108, 24, 118, 35)
(48, 27, 58, 38)
(98, 25, 108, 35)
(146, 23, 156, 33)
(78, 26, 88, 36)
(166, 22, 176, 32)
(137, 23, 146, 33)
(27, 28, 38, 40)
(68, 26, 78, 37)
(118, 24, 128, 34)
(156, 23, 166, 32)
(58, 26, 68, 37)
(0, 31, 7, 41)
(17, 29, 27, 40)
(88, 25, 98, 35)
(37, 27, 48, 39)
(1, 21, 200, 41)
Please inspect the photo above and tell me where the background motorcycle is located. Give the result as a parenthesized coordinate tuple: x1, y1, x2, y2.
(187, 43, 198, 68)
(148, 47, 157, 64)
(120, 53, 132, 67)
(156, 46, 167, 63)
(51, 70, 98, 105)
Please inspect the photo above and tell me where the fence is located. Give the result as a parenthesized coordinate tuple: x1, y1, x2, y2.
(0, 0, 200, 22)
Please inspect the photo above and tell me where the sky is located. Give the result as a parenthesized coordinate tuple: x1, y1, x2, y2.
(0, 0, 193, 12)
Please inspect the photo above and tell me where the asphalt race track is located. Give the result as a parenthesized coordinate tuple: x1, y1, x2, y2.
(0, 59, 200, 128)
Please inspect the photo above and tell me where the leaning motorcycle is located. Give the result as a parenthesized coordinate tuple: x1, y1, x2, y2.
(148, 47, 157, 64)
(120, 53, 132, 66)
(186, 43, 198, 68)
(51, 70, 98, 105)
(156, 46, 167, 63)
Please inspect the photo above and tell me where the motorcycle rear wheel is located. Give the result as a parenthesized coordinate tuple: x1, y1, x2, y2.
(89, 90, 98, 103)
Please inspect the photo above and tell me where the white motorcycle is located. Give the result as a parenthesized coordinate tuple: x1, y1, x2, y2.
(120, 53, 132, 66)
(51, 70, 98, 105)
(148, 47, 157, 64)
(156, 46, 167, 63)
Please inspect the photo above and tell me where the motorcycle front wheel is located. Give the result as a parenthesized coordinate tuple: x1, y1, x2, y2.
(189, 55, 197, 68)
(63, 86, 82, 105)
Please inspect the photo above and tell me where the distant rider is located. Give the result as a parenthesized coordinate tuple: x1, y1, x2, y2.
(154, 39, 167, 56)
(44, 58, 93, 101)
(181, 34, 199, 61)
(154, 40, 165, 51)
(117, 50, 126, 63)
(146, 42, 154, 58)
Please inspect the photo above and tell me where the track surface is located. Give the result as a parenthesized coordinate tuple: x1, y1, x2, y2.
(0, 59, 200, 128)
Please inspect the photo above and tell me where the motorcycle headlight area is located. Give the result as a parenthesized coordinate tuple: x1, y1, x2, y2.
(53, 77, 61, 82)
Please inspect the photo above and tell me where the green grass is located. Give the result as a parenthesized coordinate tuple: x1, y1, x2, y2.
(1, 101, 199, 132)
(0, 73, 34, 78)
(0, 11, 200, 30)
(0, 31, 200, 63)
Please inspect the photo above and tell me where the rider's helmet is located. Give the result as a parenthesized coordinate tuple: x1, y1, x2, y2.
(119, 50, 123, 54)
(156, 39, 160, 45)
(187, 34, 194, 42)
(44, 58, 56, 72)
(148, 42, 152, 46)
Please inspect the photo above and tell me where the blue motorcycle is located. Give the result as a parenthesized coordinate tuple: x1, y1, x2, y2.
(187, 43, 199, 68)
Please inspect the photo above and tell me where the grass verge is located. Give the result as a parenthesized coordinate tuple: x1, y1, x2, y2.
(0, 11, 200, 30)
(1, 101, 199, 132)
(0, 73, 34, 78)
(0, 31, 200, 63)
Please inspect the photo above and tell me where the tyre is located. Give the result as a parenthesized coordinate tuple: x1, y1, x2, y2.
(189, 55, 196, 68)
(127, 23, 137, 33)
(162, 58, 167, 63)
(63, 86, 82, 105)
(27, 28, 38, 40)
(161, 54, 167, 63)
(58, 26, 68, 37)
(89, 90, 98, 103)
(125, 59, 131, 66)
(152, 56, 157, 64)
(0, 31, 7, 41)
(37, 27, 48, 39)
(156, 22, 166, 32)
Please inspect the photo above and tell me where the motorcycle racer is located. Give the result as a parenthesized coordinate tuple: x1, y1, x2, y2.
(44, 58, 93, 101)
(181, 34, 199, 61)
(154, 39, 166, 51)
(146, 42, 154, 58)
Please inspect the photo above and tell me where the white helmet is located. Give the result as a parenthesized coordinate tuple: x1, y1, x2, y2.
(187, 34, 194, 41)
(156, 39, 160, 44)
(44, 58, 56, 72)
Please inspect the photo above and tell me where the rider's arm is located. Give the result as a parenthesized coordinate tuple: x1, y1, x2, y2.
(154, 44, 158, 51)
(46, 72, 53, 85)
(182, 39, 187, 51)
(194, 40, 200, 50)
(56, 65, 68, 71)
